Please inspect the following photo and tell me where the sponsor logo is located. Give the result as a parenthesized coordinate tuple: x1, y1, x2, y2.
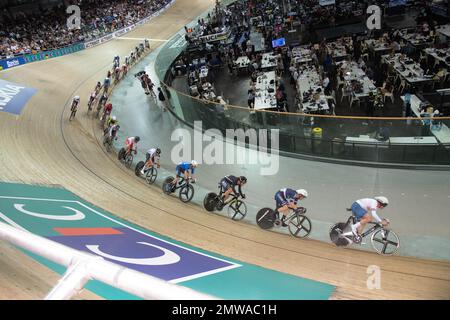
(0, 79, 37, 115)
(6, 59, 20, 68)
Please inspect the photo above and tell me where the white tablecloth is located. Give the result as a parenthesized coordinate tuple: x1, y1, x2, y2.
(254, 71, 277, 110)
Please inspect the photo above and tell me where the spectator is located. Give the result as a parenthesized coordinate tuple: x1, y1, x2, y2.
(157, 87, 167, 112)
(0, 0, 171, 58)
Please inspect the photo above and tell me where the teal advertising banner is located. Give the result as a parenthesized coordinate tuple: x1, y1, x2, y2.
(22, 43, 85, 63)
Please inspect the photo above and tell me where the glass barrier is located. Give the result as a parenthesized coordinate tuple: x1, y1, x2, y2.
(155, 22, 450, 166)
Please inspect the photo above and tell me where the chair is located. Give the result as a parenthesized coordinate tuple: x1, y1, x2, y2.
(341, 84, 352, 104)
(361, 53, 370, 63)
(445, 72, 450, 85)
(419, 51, 427, 64)
(350, 93, 360, 109)
(383, 87, 395, 104)
(325, 91, 337, 106)
(398, 78, 408, 94)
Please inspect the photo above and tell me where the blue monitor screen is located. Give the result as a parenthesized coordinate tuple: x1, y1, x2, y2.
(389, 0, 406, 7)
(272, 38, 285, 48)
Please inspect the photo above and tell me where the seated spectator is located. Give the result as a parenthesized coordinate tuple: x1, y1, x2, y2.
(247, 89, 255, 109)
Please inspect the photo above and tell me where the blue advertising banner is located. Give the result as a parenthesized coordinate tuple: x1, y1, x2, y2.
(0, 56, 26, 71)
(0, 43, 85, 71)
(0, 79, 37, 115)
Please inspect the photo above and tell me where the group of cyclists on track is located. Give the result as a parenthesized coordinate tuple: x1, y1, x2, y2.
(68, 40, 392, 248)
(69, 39, 151, 122)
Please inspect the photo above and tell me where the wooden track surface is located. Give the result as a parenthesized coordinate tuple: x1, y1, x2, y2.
(0, 0, 449, 300)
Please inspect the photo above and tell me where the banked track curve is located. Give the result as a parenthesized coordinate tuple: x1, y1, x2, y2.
(0, 0, 449, 300)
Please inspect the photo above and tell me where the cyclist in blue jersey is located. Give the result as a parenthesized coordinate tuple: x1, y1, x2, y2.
(219, 175, 247, 203)
(171, 160, 198, 186)
(274, 188, 308, 227)
(103, 77, 111, 94)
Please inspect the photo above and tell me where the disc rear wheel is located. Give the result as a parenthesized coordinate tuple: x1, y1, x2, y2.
(256, 208, 276, 230)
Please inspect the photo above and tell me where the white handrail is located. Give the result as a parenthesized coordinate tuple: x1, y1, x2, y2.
(0, 221, 216, 300)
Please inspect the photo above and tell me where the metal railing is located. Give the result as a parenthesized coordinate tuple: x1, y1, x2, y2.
(0, 221, 216, 300)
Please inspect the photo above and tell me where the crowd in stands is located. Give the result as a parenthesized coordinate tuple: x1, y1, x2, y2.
(0, 0, 171, 59)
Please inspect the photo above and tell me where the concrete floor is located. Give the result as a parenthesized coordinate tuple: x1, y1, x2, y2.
(110, 44, 450, 261)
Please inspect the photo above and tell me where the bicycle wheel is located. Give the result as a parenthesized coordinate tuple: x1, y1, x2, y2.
(162, 177, 175, 195)
(179, 184, 194, 203)
(329, 223, 351, 247)
(228, 200, 247, 221)
(135, 161, 145, 176)
(125, 154, 133, 168)
(203, 193, 218, 212)
(145, 167, 158, 185)
(288, 214, 312, 239)
(371, 228, 400, 255)
(256, 208, 276, 230)
(118, 148, 125, 160)
(106, 139, 112, 152)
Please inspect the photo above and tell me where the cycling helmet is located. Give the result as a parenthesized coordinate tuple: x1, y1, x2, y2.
(239, 176, 247, 183)
(156, 148, 161, 155)
(135, 136, 140, 142)
(296, 189, 308, 198)
(74, 95, 80, 101)
(191, 160, 198, 167)
(112, 116, 117, 121)
(375, 196, 389, 207)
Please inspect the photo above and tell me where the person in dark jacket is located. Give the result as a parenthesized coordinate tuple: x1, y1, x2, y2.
(158, 87, 167, 111)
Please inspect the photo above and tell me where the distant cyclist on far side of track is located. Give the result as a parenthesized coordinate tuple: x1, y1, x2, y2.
(218, 175, 247, 203)
(171, 160, 198, 186)
(348, 197, 390, 237)
(274, 188, 308, 227)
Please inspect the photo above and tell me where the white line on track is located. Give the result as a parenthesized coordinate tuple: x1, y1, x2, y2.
(117, 37, 168, 42)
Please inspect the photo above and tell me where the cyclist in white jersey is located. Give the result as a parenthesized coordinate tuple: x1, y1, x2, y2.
(141, 148, 161, 175)
(350, 196, 390, 236)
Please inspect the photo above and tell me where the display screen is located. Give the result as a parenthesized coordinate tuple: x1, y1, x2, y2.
(272, 38, 285, 48)
(319, 0, 336, 6)
(389, 0, 407, 7)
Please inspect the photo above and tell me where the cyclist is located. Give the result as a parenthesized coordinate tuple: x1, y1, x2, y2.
(349, 197, 390, 237)
(69, 95, 80, 120)
(114, 66, 121, 81)
(172, 160, 198, 186)
(218, 175, 247, 204)
(94, 81, 102, 95)
(103, 76, 111, 94)
(113, 55, 120, 69)
(124, 136, 140, 157)
(122, 63, 128, 77)
(87, 92, 97, 111)
(105, 123, 120, 144)
(102, 102, 112, 119)
(140, 148, 161, 175)
(105, 115, 118, 133)
(145, 75, 156, 97)
(274, 188, 308, 227)
(98, 94, 108, 117)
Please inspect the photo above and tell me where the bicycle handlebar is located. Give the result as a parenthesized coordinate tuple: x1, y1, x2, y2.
(294, 207, 307, 214)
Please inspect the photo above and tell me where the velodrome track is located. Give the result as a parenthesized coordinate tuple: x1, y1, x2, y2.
(0, 0, 449, 300)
